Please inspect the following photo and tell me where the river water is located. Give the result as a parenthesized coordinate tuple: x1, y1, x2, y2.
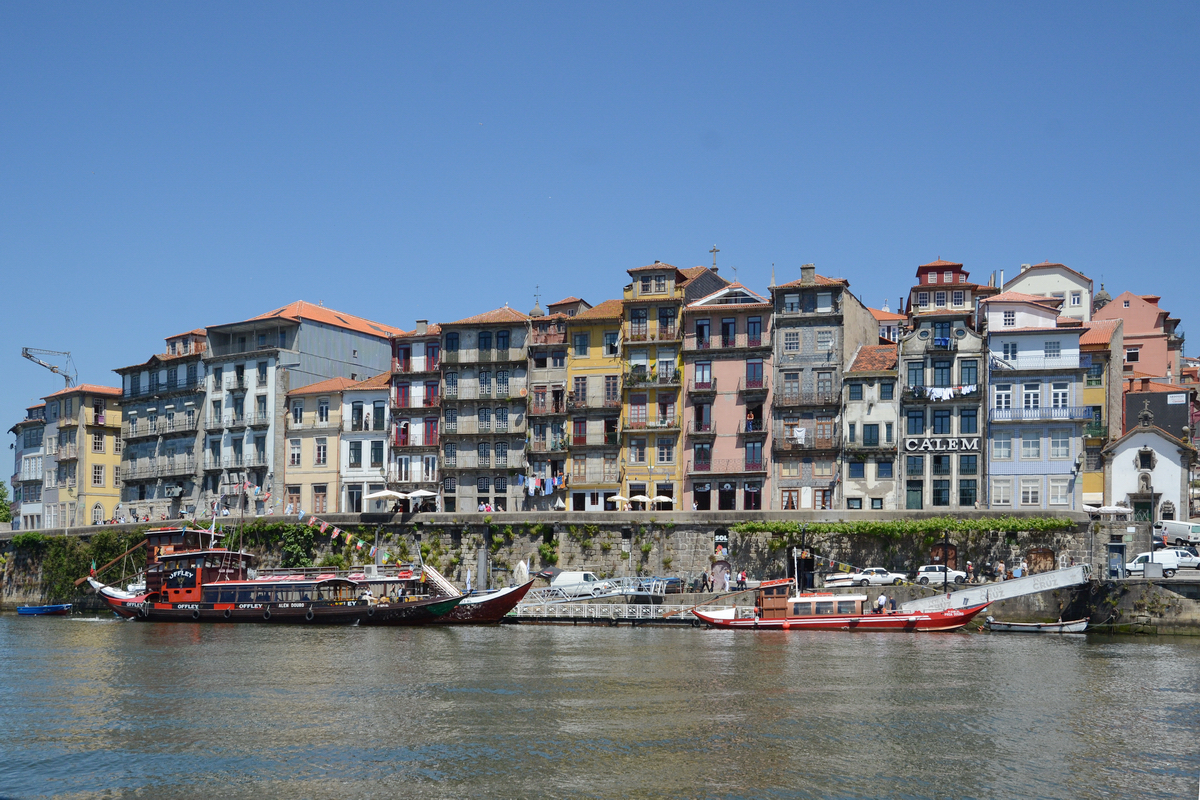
(1, 616, 1198, 799)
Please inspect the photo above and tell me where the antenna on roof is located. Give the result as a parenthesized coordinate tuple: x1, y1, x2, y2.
(770, 263, 776, 288)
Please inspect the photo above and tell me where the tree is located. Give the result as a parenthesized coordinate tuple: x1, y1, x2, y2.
(0, 480, 11, 523)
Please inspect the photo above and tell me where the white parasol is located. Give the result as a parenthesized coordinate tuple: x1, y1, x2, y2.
(609, 494, 629, 503)
(651, 495, 675, 504)
(406, 489, 438, 499)
(627, 495, 651, 503)
(365, 490, 409, 500)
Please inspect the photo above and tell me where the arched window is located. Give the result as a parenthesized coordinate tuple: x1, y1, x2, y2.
(92, 503, 105, 525)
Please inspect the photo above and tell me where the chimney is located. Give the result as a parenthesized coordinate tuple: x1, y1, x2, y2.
(1141, 378, 1150, 390)
(801, 263, 815, 284)
(415, 319, 428, 336)
(1021, 264, 1031, 272)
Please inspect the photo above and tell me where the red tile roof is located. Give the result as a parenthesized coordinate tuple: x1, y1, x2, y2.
(445, 306, 530, 326)
(345, 373, 393, 391)
(571, 299, 624, 321)
(249, 301, 405, 338)
(549, 297, 584, 307)
(870, 307, 906, 323)
(847, 344, 898, 373)
(44, 383, 122, 399)
(287, 376, 360, 397)
(628, 262, 681, 274)
(1125, 379, 1195, 395)
(980, 291, 1062, 307)
(167, 328, 207, 340)
(394, 324, 441, 340)
(678, 266, 712, 284)
(919, 259, 963, 268)
(1080, 319, 1121, 347)
(775, 273, 849, 289)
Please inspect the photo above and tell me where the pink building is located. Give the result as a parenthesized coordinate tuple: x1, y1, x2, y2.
(681, 283, 772, 511)
(1093, 291, 1185, 382)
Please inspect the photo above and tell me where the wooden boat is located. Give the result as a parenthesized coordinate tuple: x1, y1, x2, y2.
(17, 603, 72, 616)
(88, 527, 372, 624)
(437, 580, 535, 624)
(984, 616, 1088, 634)
(691, 578, 988, 632)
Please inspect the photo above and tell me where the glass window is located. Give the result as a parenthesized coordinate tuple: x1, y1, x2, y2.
(959, 479, 977, 506)
(959, 454, 977, 475)
(848, 383, 862, 401)
(1003, 311, 1015, 327)
(992, 478, 1012, 506)
(1049, 478, 1070, 505)
(995, 384, 1012, 409)
(1045, 341, 1061, 358)
(876, 460, 893, 479)
(917, 291, 929, 307)
(784, 331, 800, 351)
(847, 498, 862, 510)
(478, 331, 492, 351)
(848, 461, 865, 479)
(907, 409, 924, 435)
(1023, 383, 1041, 409)
(907, 362, 924, 387)
(871, 498, 883, 510)
(604, 332, 619, 356)
(932, 480, 950, 506)
(573, 333, 589, 357)
(1087, 362, 1104, 386)
(906, 480, 923, 509)
(960, 360, 977, 385)
(1051, 382, 1069, 408)
(906, 455, 924, 476)
(816, 330, 833, 351)
(445, 332, 459, 351)
(880, 382, 894, 400)
(1021, 478, 1041, 506)
(862, 424, 879, 446)
(960, 408, 977, 434)
(1050, 429, 1070, 459)
(933, 409, 951, 434)
(993, 432, 1012, 459)
(1021, 432, 1041, 459)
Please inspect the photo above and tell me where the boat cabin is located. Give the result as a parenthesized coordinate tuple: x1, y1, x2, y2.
(199, 577, 361, 605)
(150, 549, 255, 603)
(755, 580, 869, 619)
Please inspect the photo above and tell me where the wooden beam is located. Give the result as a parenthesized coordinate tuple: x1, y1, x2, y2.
(74, 539, 148, 586)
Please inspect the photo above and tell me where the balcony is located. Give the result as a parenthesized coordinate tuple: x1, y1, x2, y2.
(226, 415, 248, 429)
(776, 299, 841, 317)
(687, 378, 717, 395)
(124, 416, 201, 440)
(528, 401, 567, 416)
(774, 389, 839, 407)
(225, 375, 248, 392)
(157, 456, 198, 478)
(902, 385, 980, 403)
(1084, 422, 1108, 439)
(572, 434, 588, 447)
(57, 444, 79, 461)
(124, 377, 202, 398)
(988, 406, 1093, 423)
(689, 420, 716, 437)
(392, 358, 438, 374)
(772, 427, 841, 452)
(443, 351, 459, 364)
(529, 438, 569, 453)
(927, 337, 958, 352)
(990, 355, 1081, 372)
(247, 412, 272, 427)
(423, 396, 442, 408)
(683, 333, 767, 352)
(343, 419, 386, 433)
(686, 458, 767, 475)
(624, 367, 679, 388)
(737, 419, 767, 436)
(843, 438, 898, 453)
(623, 324, 680, 343)
(286, 416, 337, 432)
(567, 391, 623, 412)
(738, 377, 769, 396)
(530, 329, 568, 346)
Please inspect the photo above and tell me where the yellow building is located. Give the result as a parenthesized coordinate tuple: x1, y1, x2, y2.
(564, 299, 625, 511)
(1080, 319, 1124, 505)
(282, 376, 349, 515)
(43, 384, 124, 526)
(619, 262, 727, 510)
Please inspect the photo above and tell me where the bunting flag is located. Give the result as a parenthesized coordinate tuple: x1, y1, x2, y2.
(369, 546, 377, 557)
(319, 521, 328, 534)
(308, 516, 319, 527)
(355, 540, 364, 550)
(344, 532, 352, 544)
(330, 527, 339, 540)
(381, 553, 389, 564)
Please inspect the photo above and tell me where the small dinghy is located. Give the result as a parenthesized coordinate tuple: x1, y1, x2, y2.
(984, 616, 1088, 634)
(17, 604, 72, 616)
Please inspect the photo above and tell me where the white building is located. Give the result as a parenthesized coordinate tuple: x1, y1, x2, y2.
(1103, 401, 1197, 522)
(841, 344, 901, 510)
(8, 404, 46, 530)
(1002, 262, 1093, 322)
(339, 374, 393, 512)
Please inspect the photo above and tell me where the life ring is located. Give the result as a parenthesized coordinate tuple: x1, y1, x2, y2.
(223, 609, 232, 620)
(191, 610, 200, 621)
(137, 606, 148, 618)
(263, 609, 271, 620)
(305, 608, 314, 622)
(367, 607, 375, 618)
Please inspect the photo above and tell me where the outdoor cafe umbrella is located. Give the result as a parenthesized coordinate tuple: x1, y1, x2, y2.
(365, 490, 409, 500)
(650, 495, 675, 504)
(1098, 506, 1133, 516)
(627, 495, 652, 503)
(608, 494, 629, 503)
(406, 489, 437, 499)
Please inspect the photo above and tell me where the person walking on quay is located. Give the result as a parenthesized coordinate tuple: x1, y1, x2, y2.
(737, 570, 747, 591)
(966, 561, 974, 583)
(699, 572, 710, 593)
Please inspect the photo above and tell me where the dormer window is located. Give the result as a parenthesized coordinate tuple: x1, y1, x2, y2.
(943, 271, 953, 283)
(1003, 311, 1015, 327)
(928, 273, 937, 284)
(958, 275, 966, 284)
(640, 276, 652, 293)
(654, 275, 667, 293)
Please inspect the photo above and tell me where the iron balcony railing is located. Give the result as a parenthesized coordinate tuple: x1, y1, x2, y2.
(624, 368, 680, 387)
(123, 416, 201, 439)
(843, 438, 898, 452)
(567, 391, 624, 411)
(529, 329, 568, 345)
(774, 388, 839, 407)
(286, 417, 337, 431)
(392, 357, 440, 374)
(623, 324, 680, 343)
(683, 333, 766, 351)
(689, 420, 716, 436)
(1084, 422, 1108, 439)
(737, 419, 767, 436)
(686, 458, 767, 474)
(988, 406, 1093, 422)
(124, 377, 202, 397)
(771, 427, 841, 451)
(989, 355, 1082, 372)
(528, 401, 568, 416)
(529, 439, 569, 453)
(687, 378, 717, 394)
(738, 376, 769, 394)
(902, 385, 980, 403)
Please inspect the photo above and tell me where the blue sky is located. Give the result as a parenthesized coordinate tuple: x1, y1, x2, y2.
(2, 3, 1197, 434)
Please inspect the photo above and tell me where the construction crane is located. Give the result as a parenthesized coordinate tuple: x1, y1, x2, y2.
(22, 347, 77, 388)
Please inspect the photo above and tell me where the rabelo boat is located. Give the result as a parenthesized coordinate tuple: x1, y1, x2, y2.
(691, 578, 988, 632)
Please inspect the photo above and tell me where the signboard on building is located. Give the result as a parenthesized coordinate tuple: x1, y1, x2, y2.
(904, 437, 980, 452)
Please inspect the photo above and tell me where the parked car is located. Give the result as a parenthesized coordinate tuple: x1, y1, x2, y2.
(825, 568, 906, 587)
(1170, 548, 1200, 569)
(550, 571, 619, 597)
(1125, 551, 1179, 578)
(913, 564, 967, 585)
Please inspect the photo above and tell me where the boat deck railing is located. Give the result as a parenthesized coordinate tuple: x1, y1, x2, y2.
(510, 601, 742, 623)
(523, 576, 677, 605)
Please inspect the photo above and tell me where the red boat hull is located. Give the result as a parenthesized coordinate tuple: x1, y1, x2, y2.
(693, 603, 988, 632)
(436, 580, 535, 624)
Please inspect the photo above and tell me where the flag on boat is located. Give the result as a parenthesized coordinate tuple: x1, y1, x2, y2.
(344, 532, 353, 544)
(308, 516, 319, 527)
(89, 559, 96, 577)
(330, 527, 339, 539)
(355, 540, 363, 550)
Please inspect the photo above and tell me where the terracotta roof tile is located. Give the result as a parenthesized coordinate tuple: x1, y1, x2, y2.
(571, 299, 624, 321)
(870, 307, 906, 322)
(848, 344, 898, 373)
(394, 324, 441, 340)
(1079, 319, 1121, 346)
(44, 383, 122, 399)
(980, 291, 1063, 307)
(444, 306, 530, 326)
(775, 273, 849, 289)
(549, 297, 584, 307)
(919, 259, 963, 268)
(1125, 379, 1195, 394)
(627, 262, 681, 274)
(167, 328, 207, 339)
(345, 373, 393, 391)
(677, 266, 710, 283)
(248, 301, 405, 338)
(287, 376, 360, 397)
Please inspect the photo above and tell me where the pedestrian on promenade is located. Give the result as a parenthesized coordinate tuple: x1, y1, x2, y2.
(966, 562, 974, 583)
(723, 572, 731, 592)
(700, 572, 710, 593)
(737, 570, 747, 590)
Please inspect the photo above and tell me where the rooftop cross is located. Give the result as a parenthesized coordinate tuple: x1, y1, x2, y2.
(710, 245, 719, 268)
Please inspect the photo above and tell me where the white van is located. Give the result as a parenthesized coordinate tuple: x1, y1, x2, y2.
(1125, 551, 1179, 578)
(550, 571, 617, 597)
(1154, 520, 1200, 547)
